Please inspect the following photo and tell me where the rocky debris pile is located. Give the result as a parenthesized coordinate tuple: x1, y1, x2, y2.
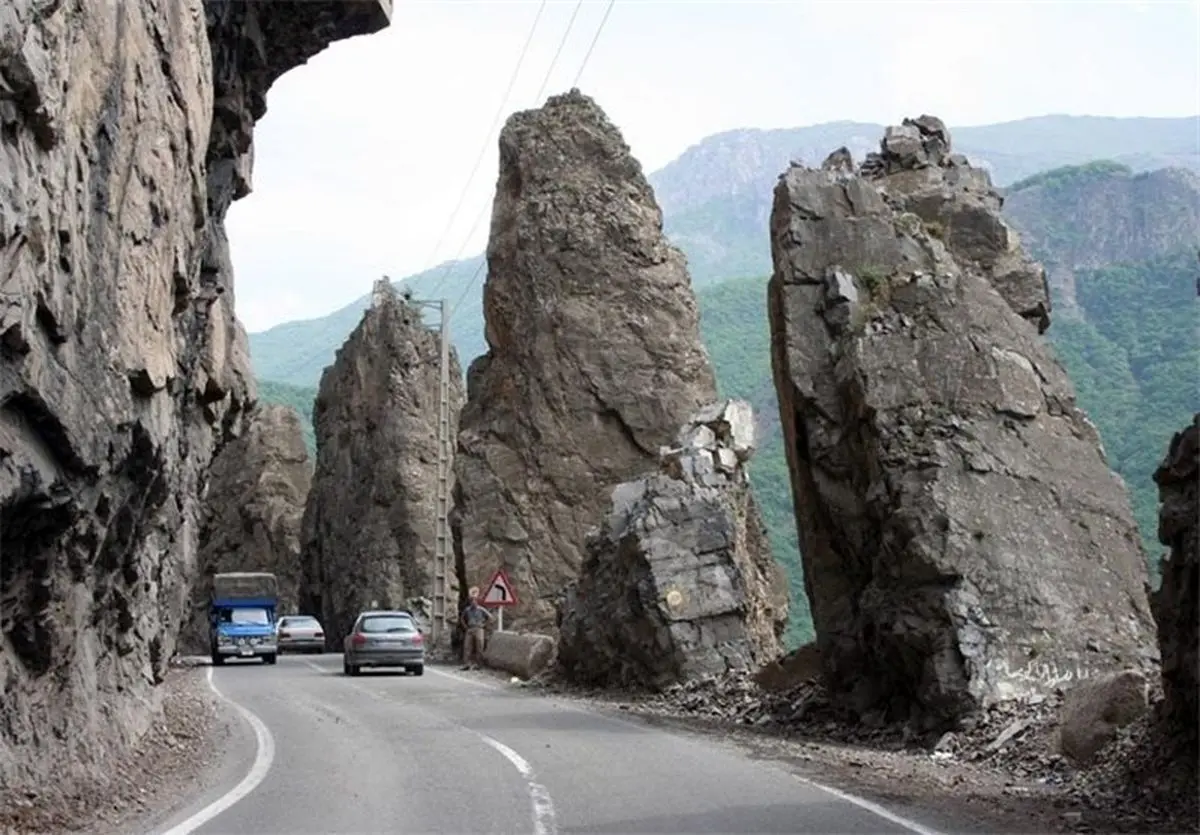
(766, 115, 1160, 733)
(299, 279, 463, 649)
(0, 0, 387, 791)
(556, 400, 788, 689)
(0, 668, 225, 835)
(452, 89, 718, 631)
(179, 404, 313, 652)
(1150, 413, 1199, 749)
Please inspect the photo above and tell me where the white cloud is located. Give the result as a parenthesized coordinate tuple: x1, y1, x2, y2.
(228, 0, 1200, 332)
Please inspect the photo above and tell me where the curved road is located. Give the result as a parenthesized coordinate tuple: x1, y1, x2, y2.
(148, 655, 946, 835)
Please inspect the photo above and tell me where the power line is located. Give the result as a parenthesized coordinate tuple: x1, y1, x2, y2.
(570, 0, 615, 89)
(448, 0, 619, 325)
(434, 0, 587, 311)
(533, 0, 584, 104)
(422, 0, 549, 301)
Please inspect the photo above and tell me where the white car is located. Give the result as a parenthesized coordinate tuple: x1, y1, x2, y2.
(276, 615, 326, 654)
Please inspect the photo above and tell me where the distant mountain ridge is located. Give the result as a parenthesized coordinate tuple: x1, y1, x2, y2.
(248, 113, 1199, 388)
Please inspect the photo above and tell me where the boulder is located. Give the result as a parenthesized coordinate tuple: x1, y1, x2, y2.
(1151, 414, 1199, 748)
(755, 642, 823, 694)
(298, 279, 464, 649)
(1058, 670, 1150, 764)
(181, 404, 313, 652)
(767, 116, 1159, 731)
(0, 0, 388, 790)
(557, 400, 788, 690)
(482, 631, 556, 680)
(452, 89, 718, 631)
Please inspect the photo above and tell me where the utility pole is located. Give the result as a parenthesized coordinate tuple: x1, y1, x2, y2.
(411, 296, 452, 647)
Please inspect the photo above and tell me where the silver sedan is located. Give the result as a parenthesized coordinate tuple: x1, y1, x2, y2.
(277, 615, 326, 654)
(342, 611, 425, 676)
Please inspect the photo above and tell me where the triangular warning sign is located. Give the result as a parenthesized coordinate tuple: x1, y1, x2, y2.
(481, 568, 518, 606)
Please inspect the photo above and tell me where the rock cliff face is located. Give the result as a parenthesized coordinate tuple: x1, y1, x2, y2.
(452, 90, 719, 630)
(767, 116, 1159, 730)
(0, 0, 389, 790)
(557, 400, 788, 689)
(1151, 414, 1199, 748)
(299, 280, 463, 648)
(181, 404, 312, 651)
(1004, 165, 1200, 314)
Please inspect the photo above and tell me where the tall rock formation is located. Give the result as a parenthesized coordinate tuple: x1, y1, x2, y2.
(0, 0, 389, 791)
(767, 116, 1159, 730)
(452, 89, 720, 631)
(1151, 414, 1199, 750)
(182, 404, 313, 651)
(558, 400, 789, 689)
(299, 279, 463, 648)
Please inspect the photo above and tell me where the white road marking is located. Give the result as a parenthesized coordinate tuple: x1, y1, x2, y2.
(787, 774, 944, 835)
(308, 659, 939, 835)
(156, 666, 275, 835)
(427, 665, 501, 690)
(305, 658, 556, 835)
(478, 735, 559, 835)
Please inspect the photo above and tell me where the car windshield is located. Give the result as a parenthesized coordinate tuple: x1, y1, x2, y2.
(359, 615, 415, 634)
(281, 617, 318, 628)
(230, 608, 270, 625)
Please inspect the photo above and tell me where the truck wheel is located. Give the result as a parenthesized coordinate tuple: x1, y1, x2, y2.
(211, 653, 225, 666)
(263, 653, 277, 665)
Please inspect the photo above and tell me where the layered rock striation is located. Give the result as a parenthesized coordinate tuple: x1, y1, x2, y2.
(299, 279, 463, 648)
(0, 0, 389, 790)
(181, 403, 313, 651)
(557, 400, 788, 689)
(452, 90, 719, 630)
(1151, 414, 1199, 749)
(767, 116, 1159, 730)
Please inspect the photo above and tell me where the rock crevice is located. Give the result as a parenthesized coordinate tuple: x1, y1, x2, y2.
(182, 403, 313, 651)
(767, 116, 1159, 730)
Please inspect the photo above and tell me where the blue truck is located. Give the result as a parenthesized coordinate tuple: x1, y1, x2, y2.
(209, 571, 279, 666)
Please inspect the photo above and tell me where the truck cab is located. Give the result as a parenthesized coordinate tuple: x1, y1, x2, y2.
(209, 572, 279, 666)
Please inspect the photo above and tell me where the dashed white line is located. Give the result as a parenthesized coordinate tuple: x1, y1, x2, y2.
(310, 659, 941, 835)
(426, 663, 941, 835)
(303, 658, 557, 835)
(478, 735, 559, 835)
(155, 666, 275, 835)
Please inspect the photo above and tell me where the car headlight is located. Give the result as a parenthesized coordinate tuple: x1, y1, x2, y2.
(218, 635, 232, 646)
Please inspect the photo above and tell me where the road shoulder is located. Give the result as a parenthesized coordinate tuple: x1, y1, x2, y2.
(0, 662, 247, 835)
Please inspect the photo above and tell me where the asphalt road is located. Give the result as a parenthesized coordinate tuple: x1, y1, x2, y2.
(148, 655, 945, 835)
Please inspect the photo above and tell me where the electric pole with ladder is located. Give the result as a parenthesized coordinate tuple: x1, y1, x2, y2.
(411, 296, 453, 648)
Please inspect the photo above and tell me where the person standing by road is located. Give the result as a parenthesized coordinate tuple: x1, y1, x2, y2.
(460, 586, 491, 670)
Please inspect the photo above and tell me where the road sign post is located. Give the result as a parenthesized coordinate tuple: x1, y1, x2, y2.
(480, 567, 518, 632)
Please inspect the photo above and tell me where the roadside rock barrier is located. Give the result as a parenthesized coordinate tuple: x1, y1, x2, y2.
(483, 631, 556, 680)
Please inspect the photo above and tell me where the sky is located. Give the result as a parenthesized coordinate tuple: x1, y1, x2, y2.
(228, 0, 1200, 333)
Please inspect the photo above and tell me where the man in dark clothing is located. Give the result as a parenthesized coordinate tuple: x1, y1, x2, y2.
(460, 586, 491, 670)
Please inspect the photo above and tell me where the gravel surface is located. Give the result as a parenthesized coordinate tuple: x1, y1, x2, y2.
(0, 663, 228, 835)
